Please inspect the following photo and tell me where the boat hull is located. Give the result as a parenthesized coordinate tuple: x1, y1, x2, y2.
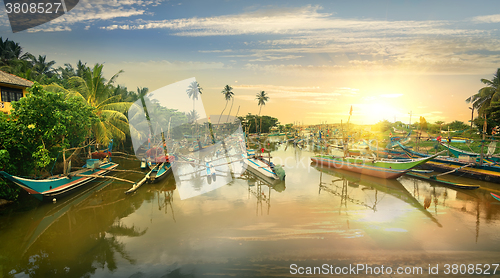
(311, 154, 436, 179)
(311, 157, 406, 179)
(148, 163, 172, 183)
(245, 157, 279, 180)
(0, 162, 118, 201)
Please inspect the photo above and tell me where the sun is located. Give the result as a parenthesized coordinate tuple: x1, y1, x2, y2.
(357, 102, 403, 125)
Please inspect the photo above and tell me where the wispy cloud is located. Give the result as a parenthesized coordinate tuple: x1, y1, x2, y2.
(232, 84, 361, 105)
(471, 14, 500, 23)
(95, 4, 500, 74)
(16, 0, 159, 32)
(100, 5, 448, 36)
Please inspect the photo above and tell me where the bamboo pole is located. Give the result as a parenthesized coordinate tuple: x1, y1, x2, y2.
(97, 168, 145, 174)
(430, 163, 474, 179)
(72, 174, 136, 184)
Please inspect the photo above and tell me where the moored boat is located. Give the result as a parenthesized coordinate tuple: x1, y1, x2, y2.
(246, 149, 285, 181)
(0, 159, 119, 201)
(311, 151, 443, 179)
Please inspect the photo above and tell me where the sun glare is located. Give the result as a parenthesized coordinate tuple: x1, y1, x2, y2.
(358, 102, 403, 125)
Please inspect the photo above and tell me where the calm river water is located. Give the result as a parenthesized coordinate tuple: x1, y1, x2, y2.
(1, 141, 500, 277)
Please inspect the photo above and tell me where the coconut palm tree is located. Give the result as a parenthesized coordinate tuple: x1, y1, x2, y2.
(466, 68, 500, 116)
(256, 91, 269, 134)
(466, 68, 500, 135)
(186, 81, 202, 115)
(218, 85, 233, 126)
(44, 63, 131, 145)
(225, 90, 236, 124)
(187, 109, 200, 123)
(0, 37, 30, 68)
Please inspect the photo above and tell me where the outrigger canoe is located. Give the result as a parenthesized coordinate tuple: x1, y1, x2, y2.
(0, 159, 118, 201)
(311, 151, 444, 179)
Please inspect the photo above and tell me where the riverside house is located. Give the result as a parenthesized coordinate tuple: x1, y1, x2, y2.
(0, 70, 33, 114)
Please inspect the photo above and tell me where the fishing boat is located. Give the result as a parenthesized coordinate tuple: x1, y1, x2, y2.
(0, 159, 118, 201)
(440, 141, 500, 162)
(246, 149, 285, 181)
(491, 192, 500, 202)
(311, 151, 443, 179)
(126, 131, 173, 194)
(396, 141, 500, 183)
(404, 172, 480, 190)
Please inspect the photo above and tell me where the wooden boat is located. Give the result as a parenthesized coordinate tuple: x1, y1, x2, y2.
(148, 161, 172, 183)
(440, 142, 500, 162)
(491, 192, 500, 202)
(0, 159, 118, 201)
(126, 131, 173, 194)
(396, 142, 500, 183)
(404, 172, 480, 190)
(311, 151, 443, 179)
(246, 149, 285, 181)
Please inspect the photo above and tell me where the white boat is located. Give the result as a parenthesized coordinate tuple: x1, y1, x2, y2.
(245, 149, 285, 181)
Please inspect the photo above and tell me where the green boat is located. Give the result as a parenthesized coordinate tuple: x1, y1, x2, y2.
(311, 151, 444, 179)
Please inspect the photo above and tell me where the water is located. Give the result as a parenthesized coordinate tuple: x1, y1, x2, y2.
(1, 142, 500, 277)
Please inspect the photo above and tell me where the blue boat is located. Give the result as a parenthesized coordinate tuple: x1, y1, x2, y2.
(0, 160, 119, 201)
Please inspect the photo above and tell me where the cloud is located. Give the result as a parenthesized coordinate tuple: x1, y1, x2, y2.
(27, 26, 72, 33)
(232, 84, 358, 106)
(471, 14, 500, 23)
(95, 4, 500, 74)
(111, 59, 227, 71)
(12, 0, 159, 32)
(100, 4, 449, 37)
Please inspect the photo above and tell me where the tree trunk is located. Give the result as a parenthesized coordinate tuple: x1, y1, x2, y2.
(218, 101, 228, 126)
(258, 105, 262, 134)
(226, 98, 234, 124)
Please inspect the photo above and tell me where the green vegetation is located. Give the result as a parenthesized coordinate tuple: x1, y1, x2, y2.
(238, 113, 279, 134)
(0, 83, 96, 199)
(466, 68, 500, 134)
(256, 91, 269, 134)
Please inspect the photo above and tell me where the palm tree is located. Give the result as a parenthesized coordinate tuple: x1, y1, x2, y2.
(218, 85, 233, 127)
(226, 90, 236, 124)
(466, 68, 500, 116)
(186, 81, 202, 114)
(29, 54, 56, 77)
(187, 109, 199, 123)
(0, 37, 30, 68)
(256, 91, 269, 134)
(466, 68, 500, 135)
(44, 63, 131, 145)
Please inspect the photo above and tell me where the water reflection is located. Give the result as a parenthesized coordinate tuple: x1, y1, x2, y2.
(313, 164, 443, 228)
(2, 151, 500, 277)
(401, 175, 500, 244)
(1, 175, 150, 277)
(238, 170, 286, 216)
(145, 176, 177, 222)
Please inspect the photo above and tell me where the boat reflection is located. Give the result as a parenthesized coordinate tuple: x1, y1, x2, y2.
(145, 175, 177, 222)
(1, 177, 151, 278)
(238, 170, 286, 215)
(401, 174, 500, 243)
(313, 164, 443, 228)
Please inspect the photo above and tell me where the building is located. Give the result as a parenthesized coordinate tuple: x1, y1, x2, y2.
(0, 70, 33, 114)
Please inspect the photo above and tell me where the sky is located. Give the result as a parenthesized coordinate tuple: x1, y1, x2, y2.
(1, 0, 500, 125)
